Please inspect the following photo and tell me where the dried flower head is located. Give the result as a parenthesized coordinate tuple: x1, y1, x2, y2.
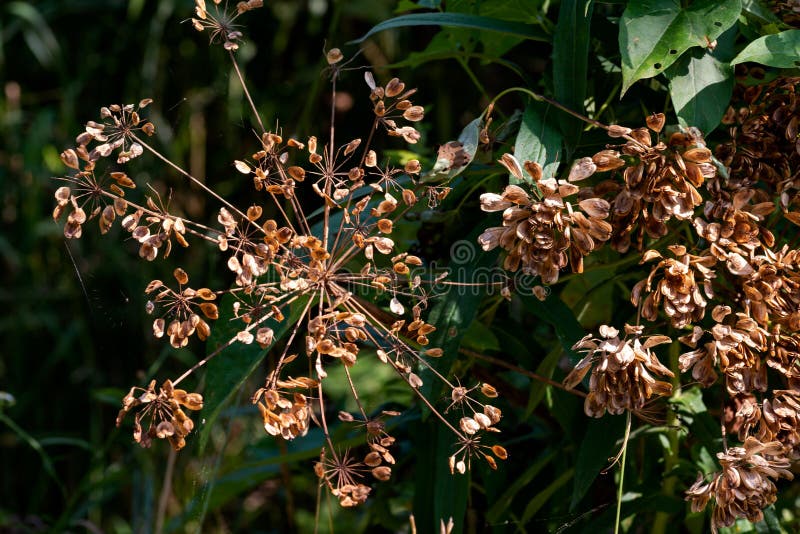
(588, 116, 715, 252)
(685, 437, 793, 533)
(115, 379, 203, 450)
(478, 158, 611, 285)
(54, 27, 504, 507)
(632, 245, 715, 328)
(564, 324, 674, 417)
(191, 0, 263, 50)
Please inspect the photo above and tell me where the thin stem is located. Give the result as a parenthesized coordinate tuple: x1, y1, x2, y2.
(97, 190, 222, 244)
(652, 342, 681, 534)
(172, 291, 302, 387)
(485, 87, 649, 152)
(343, 294, 456, 388)
(487, 87, 607, 132)
(317, 380, 338, 457)
(322, 69, 338, 258)
(456, 55, 491, 104)
(229, 50, 266, 134)
(314, 481, 322, 534)
(133, 134, 260, 233)
(343, 366, 368, 420)
(338, 299, 464, 439)
(154, 447, 176, 534)
(459, 348, 587, 398)
(615, 411, 632, 534)
(270, 293, 315, 387)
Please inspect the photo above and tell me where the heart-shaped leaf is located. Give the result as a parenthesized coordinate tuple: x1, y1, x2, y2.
(731, 29, 800, 68)
(619, 0, 741, 95)
(667, 29, 735, 135)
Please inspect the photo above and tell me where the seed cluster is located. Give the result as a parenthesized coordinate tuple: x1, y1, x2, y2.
(53, 11, 506, 507)
(476, 86, 800, 530)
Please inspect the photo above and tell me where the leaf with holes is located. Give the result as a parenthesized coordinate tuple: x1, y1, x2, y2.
(667, 28, 735, 135)
(731, 29, 800, 68)
(619, 0, 741, 95)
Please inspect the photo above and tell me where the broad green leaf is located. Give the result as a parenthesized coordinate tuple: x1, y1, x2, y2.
(553, 0, 594, 152)
(6, 2, 60, 68)
(669, 385, 707, 415)
(570, 415, 626, 510)
(479, 0, 543, 23)
(731, 29, 800, 68)
(197, 294, 311, 452)
(619, 0, 742, 95)
(667, 47, 733, 135)
(755, 506, 782, 533)
(412, 421, 470, 534)
(348, 12, 549, 45)
(462, 319, 501, 352)
(511, 101, 563, 185)
(671, 386, 720, 448)
(519, 292, 584, 434)
(395, 0, 441, 11)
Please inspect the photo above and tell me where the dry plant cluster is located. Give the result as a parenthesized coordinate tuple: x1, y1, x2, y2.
(49, 0, 800, 530)
(476, 77, 800, 531)
(52, 0, 505, 509)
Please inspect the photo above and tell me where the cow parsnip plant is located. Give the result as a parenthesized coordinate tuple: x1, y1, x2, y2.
(34, 0, 800, 532)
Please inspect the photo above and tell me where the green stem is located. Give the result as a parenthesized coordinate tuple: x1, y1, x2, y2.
(615, 411, 632, 534)
(651, 342, 682, 534)
(456, 55, 491, 104)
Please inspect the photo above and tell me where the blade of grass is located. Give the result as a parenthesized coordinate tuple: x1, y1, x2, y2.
(349, 13, 549, 45)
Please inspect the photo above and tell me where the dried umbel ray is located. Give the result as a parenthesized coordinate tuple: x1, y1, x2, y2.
(52, 1, 505, 507)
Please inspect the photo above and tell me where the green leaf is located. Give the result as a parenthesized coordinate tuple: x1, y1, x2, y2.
(462, 319, 500, 352)
(553, 0, 594, 153)
(197, 294, 311, 452)
(412, 422, 470, 534)
(730, 29, 800, 68)
(486, 448, 558, 522)
(570, 415, 626, 510)
(511, 101, 563, 185)
(525, 345, 561, 416)
(521, 467, 575, 523)
(618, 0, 742, 95)
(518, 292, 584, 359)
(6, 2, 60, 68)
(414, 231, 497, 534)
(667, 44, 733, 135)
(348, 12, 549, 45)
(395, 0, 441, 11)
(754, 506, 782, 533)
(422, 115, 482, 184)
(741, 0, 782, 29)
